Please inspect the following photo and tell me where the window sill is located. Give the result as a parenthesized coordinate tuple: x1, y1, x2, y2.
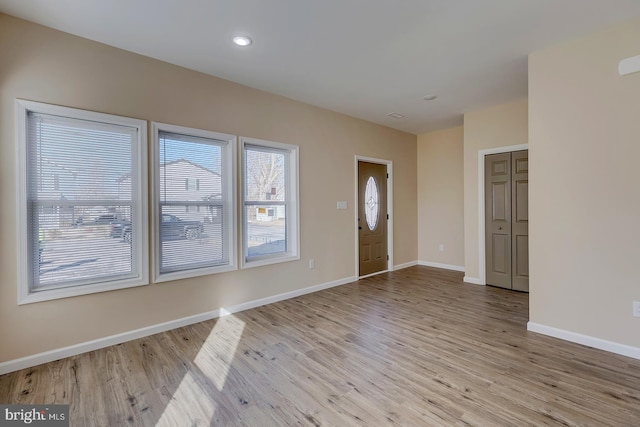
(241, 253, 300, 269)
(18, 278, 148, 305)
(154, 264, 238, 283)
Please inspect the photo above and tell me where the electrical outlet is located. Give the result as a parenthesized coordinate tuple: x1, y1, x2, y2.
(633, 301, 640, 318)
(309, 259, 315, 269)
(438, 244, 445, 252)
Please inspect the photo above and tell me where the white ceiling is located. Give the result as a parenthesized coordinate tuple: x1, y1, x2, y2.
(2, 1, 640, 135)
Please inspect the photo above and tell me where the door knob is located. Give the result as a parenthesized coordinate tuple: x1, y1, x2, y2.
(498, 226, 502, 230)
(359, 226, 362, 230)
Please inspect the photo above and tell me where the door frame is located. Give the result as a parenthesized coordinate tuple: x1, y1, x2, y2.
(477, 144, 528, 285)
(354, 156, 393, 279)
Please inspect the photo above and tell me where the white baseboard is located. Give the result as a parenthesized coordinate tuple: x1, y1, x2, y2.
(358, 270, 389, 279)
(393, 261, 418, 270)
(220, 275, 357, 315)
(0, 311, 223, 376)
(527, 322, 640, 360)
(418, 261, 465, 272)
(463, 276, 484, 285)
(0, 275, 357, 375)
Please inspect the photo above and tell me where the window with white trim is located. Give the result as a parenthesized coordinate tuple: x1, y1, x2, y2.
(241, 137, 299, 267)
(16, 100, 148, 304)
(153, 123, 237, 281)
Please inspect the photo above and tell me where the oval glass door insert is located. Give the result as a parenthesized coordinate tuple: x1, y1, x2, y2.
(365, 176, 379, 230)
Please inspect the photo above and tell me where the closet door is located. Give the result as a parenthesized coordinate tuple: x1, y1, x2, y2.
(485, 150, 529, 291)
(511, 150, 529, 291)
(485, 153, 512, 289)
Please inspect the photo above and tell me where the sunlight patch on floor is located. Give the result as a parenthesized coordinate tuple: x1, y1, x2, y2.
(156, 309, 246, 425)
(194, 308, 246, 391)
(156, 371, 218, 426)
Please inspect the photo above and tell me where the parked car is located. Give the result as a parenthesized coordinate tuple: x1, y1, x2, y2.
(114, 214, 204, 243)
(159, 214, 204, 240)
(110, 220, 131, 239)
(94, 214, 123, 225)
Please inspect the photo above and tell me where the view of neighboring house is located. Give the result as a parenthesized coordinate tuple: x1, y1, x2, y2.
(37, 157, 77, 229)
(245, 149, 286, 222)
(255, 205, 284, 221)
(118, 158, 222, 222)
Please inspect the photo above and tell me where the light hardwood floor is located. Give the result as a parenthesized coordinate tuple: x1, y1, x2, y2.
(1, 266, 639, 426)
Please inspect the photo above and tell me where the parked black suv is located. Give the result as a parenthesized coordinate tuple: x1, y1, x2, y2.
(112, 214, 204, 242)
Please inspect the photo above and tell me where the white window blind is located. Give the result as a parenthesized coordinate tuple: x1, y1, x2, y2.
(155, 124, 236, 280)
(17, 100, 148, 303)
(242, 138, 299, 267)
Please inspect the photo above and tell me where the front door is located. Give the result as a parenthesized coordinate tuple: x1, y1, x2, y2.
(358, 161, 388, 276)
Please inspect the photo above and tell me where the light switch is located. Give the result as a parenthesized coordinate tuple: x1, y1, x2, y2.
(337, 201, 348, 210)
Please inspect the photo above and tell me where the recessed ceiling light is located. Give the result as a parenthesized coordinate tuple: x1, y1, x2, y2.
(423, 95, 438, 101)
(232, 36, 252, 47)
(387, 112, 405, 119)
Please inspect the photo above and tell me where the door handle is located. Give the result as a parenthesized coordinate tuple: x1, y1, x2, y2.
(359, 226, 362, 230)
(498, 226, 502, 230)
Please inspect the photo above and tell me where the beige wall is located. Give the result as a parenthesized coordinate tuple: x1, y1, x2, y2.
(462, 98, 528, 282)
(529, 18, 640, 347)
(417, 127, 464, 267)
(0, 14, 417, 363)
